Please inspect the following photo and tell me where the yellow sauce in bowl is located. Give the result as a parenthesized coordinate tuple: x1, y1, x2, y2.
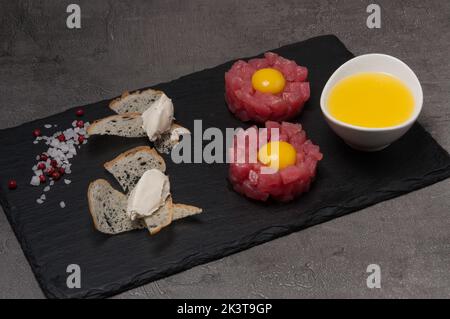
(327, 72, 415, 128)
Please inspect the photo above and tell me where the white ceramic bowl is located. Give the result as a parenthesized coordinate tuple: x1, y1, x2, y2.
(320, 54, 423, 151)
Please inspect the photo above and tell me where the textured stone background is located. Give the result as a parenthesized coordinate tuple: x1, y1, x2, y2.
(0, 0, 449, 298)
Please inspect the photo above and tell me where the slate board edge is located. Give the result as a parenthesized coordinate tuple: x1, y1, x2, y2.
(1, 34, 450, 298)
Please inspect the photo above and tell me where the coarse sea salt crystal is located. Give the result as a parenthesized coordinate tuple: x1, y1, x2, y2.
(40, 194, 46, 200)
(30, 176, 40, 186)
(33, 140, 39, 144)
(44, 186, 50, 192)
(44, 124, 52, 129)
(60, 201, 66, 208)
(64, 129, 75, 140)
(36, 199, 44, 204)
(64, 179, 71, 185)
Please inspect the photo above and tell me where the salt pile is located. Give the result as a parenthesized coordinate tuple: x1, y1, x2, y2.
(30, 110, 89, 208)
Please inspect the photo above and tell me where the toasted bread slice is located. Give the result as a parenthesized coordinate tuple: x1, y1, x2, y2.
(87, 179, 145, 235)
(87, 113, 146, 137)
(104, 146, 166, 193)
(87, 180, 202, 235)
(155, 123, 191, 154)
(172, 203, 203, 221)
(109, 89, 164, 114)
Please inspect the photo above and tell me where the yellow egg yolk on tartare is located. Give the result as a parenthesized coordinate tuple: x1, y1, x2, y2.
(251, 68, 286, 94)
(258, 141, 297, 170)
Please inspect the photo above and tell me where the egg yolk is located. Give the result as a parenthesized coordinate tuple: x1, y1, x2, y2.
(251, 68, 286, 94)
(258, 141, 297, 170)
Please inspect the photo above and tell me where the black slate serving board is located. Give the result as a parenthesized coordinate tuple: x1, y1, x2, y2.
(1, 35, 450, 299)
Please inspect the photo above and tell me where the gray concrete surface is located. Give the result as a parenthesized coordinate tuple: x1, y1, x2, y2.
(0, 0, 449, 299)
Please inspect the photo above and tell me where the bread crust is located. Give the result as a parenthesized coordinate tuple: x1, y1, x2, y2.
(87, 179, 104, 232)
(109, 91, 131, 112)
(109, 89, 164, 114)
(103, 145, 166, 173)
